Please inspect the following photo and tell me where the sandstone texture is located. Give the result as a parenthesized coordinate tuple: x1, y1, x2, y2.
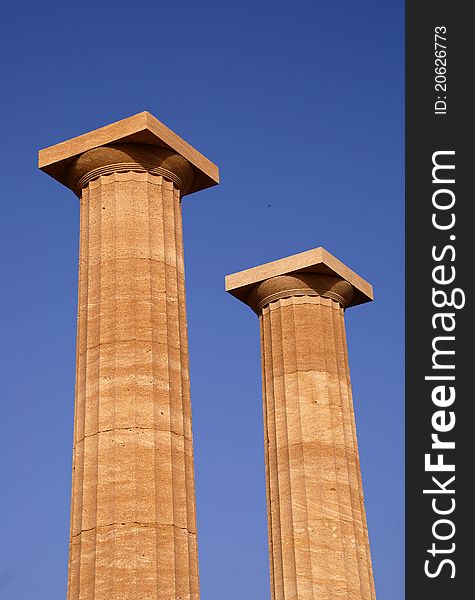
(226, 249, 376, 600)
(39, 113, 219, 600)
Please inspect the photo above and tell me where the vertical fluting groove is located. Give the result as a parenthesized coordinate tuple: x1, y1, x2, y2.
(70, 190, 84, 531)
(261, 307, 284, 600)
(173, 181, 190, 599)
(273, 302, 299, 599)
(173, 183, 197, 598)
(152, 176, 165, 596)
(75, 184, 91, 599)
(131, 176, 139, 594)
(260, 315, 276, 600)
(264, 306, 283, 598)
(80, 182, 91, 598)
(69, 188, 81, 597)
(325, 301, 364, 600)
(147, 176, 159, 593)
(165, 180, 183, 597)
(169, 181, 181, 597)
(269, 303, 291, 598)
(159, 176, 177, 600)
(268, 304, 285, 600)
(80, 180, 95, 598)
(91, 177, 103, 600)
(151, 176, 163, 594)
(92, 180, 101, 598)
(163, 181, 180, 598)
(111, 176, 118, 600)
(69, 187, 89, 599)
(79, 188, 91, 595)
(289, 300, 315, 600)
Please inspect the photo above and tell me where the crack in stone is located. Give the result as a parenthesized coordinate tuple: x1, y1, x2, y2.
(71, 522, 195, 539)
(74, 426, 189, 447)
(79, 337, 182, 355)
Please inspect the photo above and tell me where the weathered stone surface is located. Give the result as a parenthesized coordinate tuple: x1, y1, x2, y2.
(39, 114, 219, 600)
(226, 250, 376, 600)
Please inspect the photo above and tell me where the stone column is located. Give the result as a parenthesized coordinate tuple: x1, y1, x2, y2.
(39, 112, 219, 600)
(226, 248, 376, 600)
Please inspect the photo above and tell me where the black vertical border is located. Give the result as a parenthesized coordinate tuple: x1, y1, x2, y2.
(406, 3, 471, 598)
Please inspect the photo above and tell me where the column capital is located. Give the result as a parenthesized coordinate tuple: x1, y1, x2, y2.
(38, 111, 219, 197)
(225, 247, 374, 313)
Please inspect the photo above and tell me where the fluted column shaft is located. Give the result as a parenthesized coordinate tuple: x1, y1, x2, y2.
(68, 146, 199, 600)
(256, 275, 376, 600)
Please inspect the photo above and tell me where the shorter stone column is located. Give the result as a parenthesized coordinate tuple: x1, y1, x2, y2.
(226, 247, 376, 600)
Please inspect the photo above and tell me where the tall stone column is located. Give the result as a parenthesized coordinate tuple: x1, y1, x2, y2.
(39, 112, 219, 600)
(226, 248, 376, 600)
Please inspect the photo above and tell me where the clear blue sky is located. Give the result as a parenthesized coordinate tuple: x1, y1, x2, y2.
(0, 1, 404, 598)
